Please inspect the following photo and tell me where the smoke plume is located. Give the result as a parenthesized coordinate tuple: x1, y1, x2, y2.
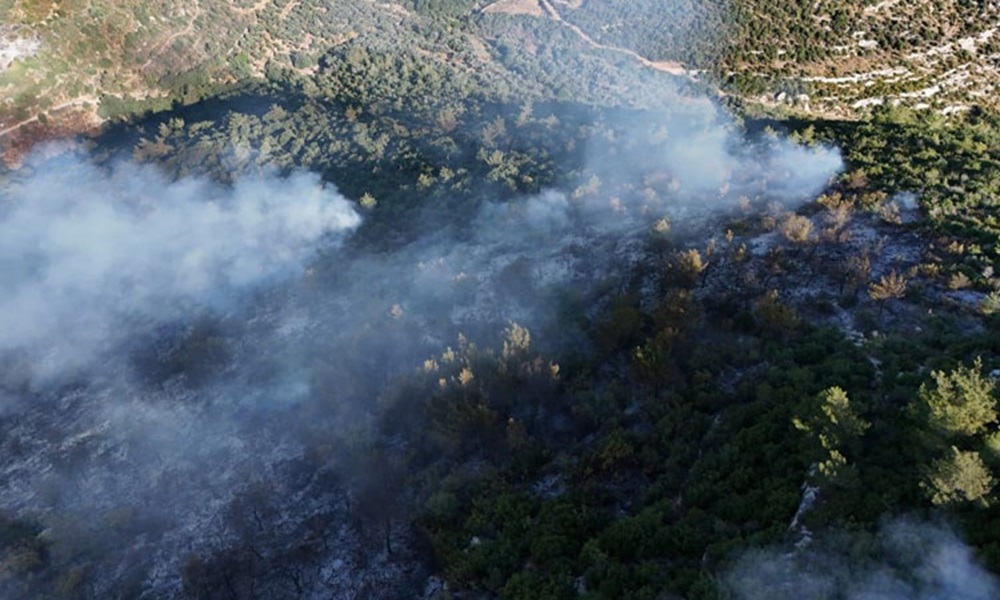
(725, 518, 999, 600)
(0, 152, 360, 381)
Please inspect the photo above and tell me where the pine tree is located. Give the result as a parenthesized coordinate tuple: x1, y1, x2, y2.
(919, 358, 997, 438)
(794, 386, 870, 480)
(924, 446, 994, 506)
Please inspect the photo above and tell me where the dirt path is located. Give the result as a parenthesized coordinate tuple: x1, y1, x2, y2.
(140, 8, 204, 72)
(0, 96, 98, 138)
(536, 0, 690, 77)
(0, 115, 41, 138)
(279, 0, 300, 20)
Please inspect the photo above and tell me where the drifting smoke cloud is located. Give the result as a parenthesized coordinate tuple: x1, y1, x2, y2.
(725, 518, 999, 600)
(757, 142, 845, 203)
(0, 152, 360, 380)
(570, 103, 843, 226)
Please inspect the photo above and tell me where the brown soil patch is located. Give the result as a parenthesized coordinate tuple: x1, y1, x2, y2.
(0, 108, 99, 167)
(483, 0, 545, 18)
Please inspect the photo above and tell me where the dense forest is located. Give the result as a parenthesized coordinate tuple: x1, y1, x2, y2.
(1, 1, 1000, 599)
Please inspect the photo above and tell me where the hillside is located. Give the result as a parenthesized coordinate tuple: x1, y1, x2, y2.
(1, 0, 440, 160)
(1, 1, 1000, 599)
(3, 0, 998, 159)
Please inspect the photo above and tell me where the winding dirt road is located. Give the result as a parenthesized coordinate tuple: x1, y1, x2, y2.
(536, 0, 691, 77)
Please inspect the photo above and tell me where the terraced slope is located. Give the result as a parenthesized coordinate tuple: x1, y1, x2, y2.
(552, 0, 1000, 117)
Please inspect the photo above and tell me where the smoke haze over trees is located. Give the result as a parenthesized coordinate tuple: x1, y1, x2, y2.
(0, 92, 848, 597)
(725, 519, 1000, 600)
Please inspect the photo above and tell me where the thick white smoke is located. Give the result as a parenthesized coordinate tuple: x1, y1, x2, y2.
(0, 152, 360, 380)
(725, 519, 999, 600)
(573, 102, 843, 222)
